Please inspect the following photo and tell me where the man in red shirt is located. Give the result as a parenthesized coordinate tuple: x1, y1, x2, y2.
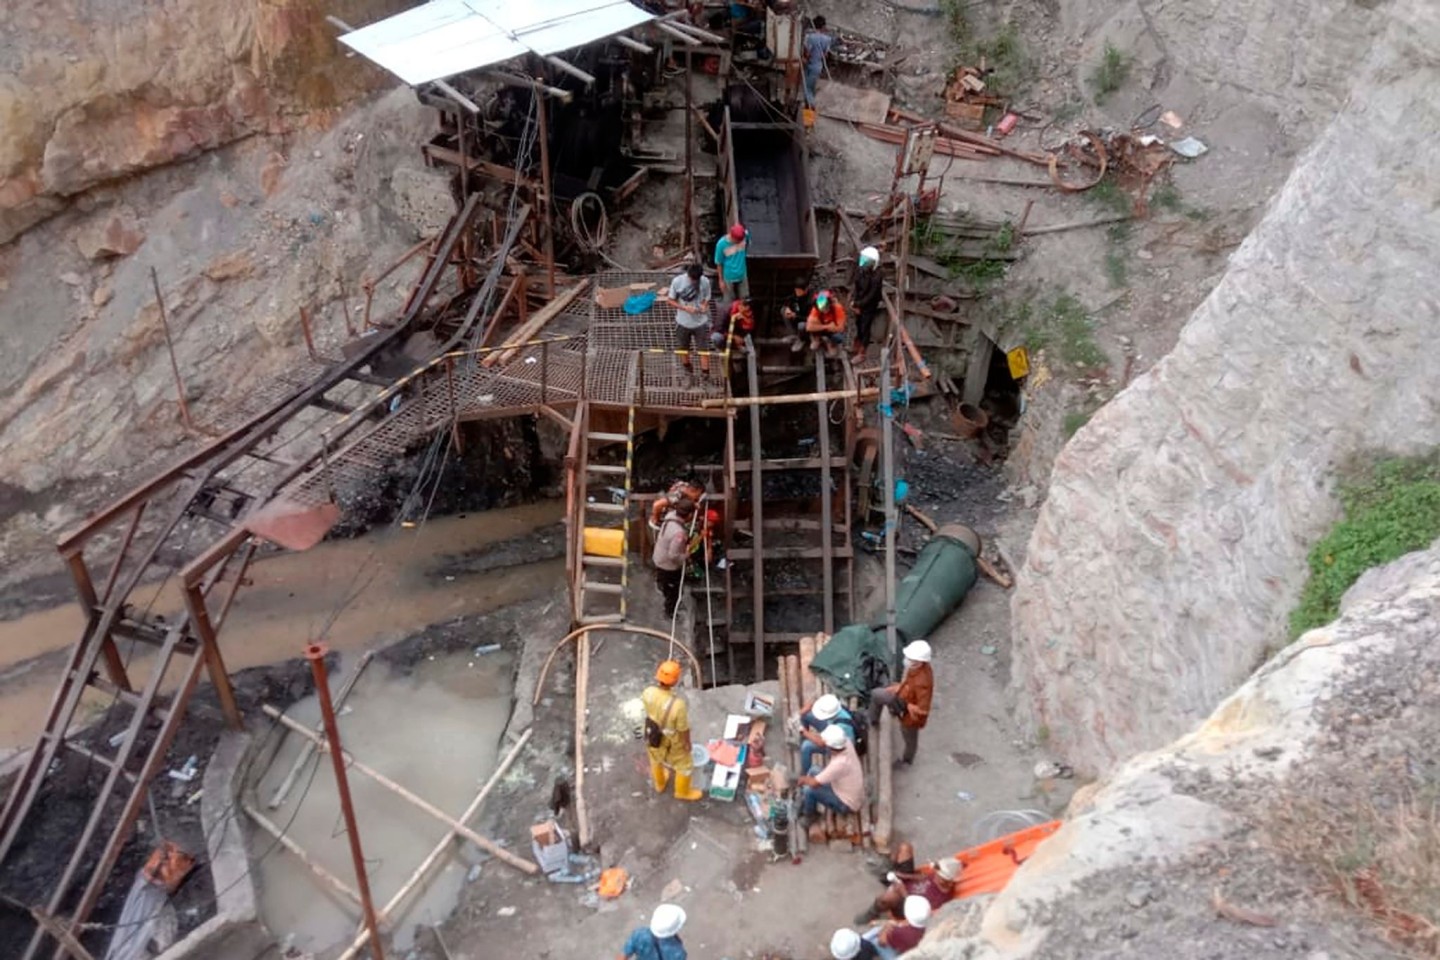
(855, 855, 961, 925)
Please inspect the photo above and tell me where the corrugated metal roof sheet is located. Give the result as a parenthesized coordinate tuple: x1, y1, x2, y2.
(340, 0, 655, 85)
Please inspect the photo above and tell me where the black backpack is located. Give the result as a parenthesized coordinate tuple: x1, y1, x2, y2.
(847, 710, 870, 759)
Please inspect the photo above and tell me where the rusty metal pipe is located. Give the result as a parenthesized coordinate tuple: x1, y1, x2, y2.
(307, 643, 386, 960)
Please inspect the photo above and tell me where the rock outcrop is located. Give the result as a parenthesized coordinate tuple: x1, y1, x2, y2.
(0, 0, 408, 243)
(915, 539, 1440, 959)
(1011, 0, 1440, 775)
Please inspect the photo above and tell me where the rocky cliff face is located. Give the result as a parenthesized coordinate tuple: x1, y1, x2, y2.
(916, 538, 1440, 959)
(0, 13, 456, 588)
(1011, 0, 1440, 775)
(0, 0, 408, 243)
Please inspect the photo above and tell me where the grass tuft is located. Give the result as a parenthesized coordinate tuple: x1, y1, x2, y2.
(1089, 42, 1132, 104)
(1289, 453, 1440, 638)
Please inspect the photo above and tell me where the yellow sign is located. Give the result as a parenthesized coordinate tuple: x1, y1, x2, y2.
(1006, 346, 1030, 379)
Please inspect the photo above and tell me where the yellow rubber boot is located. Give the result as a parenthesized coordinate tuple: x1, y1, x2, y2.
(650, 759, 669, 793)
(672, 769, 704, 801)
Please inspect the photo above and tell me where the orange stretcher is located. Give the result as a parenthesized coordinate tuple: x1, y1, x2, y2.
(917, 820, 1063, 900)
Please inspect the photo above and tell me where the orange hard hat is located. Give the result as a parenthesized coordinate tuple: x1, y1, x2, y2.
(655, 660, 683, 685)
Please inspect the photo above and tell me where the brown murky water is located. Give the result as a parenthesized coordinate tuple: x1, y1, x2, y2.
(0, 502, 564, 752)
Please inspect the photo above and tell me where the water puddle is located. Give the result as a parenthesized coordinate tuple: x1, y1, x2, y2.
(249, 646, 515, 955)
(0, 501, 563, 752)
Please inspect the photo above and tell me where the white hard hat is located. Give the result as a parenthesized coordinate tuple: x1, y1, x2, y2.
(830, 928, 863, 959)
(936, 857, 962, 881)
(821, 724, 849, 750)
(813, 693, 842, 721)
(902, 640, 932, 663)
(650, 903, 687, 938)
(859, 245, 880, 264)
(903, 894, 931, 927)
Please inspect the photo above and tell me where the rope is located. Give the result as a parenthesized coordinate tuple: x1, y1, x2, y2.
(569, 192, 609, 253)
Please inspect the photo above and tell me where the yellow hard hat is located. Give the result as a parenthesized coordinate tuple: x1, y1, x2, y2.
(655, 660, 683, 685)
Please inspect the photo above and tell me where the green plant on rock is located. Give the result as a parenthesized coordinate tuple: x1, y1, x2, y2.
(1089, 42, 1132, 104)
(1063, 410, 1094, 438)
(1289, 453, 1440, 638)
(964, 24, 1028, 99)
(1020, 293, 1107, 370)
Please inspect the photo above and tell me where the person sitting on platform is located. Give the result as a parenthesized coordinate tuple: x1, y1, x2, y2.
(797, 724, 863, 827)
(799, 289, 847, 357)
(712, 297, 755, 354)
(829, 928, 881, 960)
(780, 275, 815, 339)
(798, 692, 856, 775)
(875, 895, 930, 956)
(855, 852, 962, 926)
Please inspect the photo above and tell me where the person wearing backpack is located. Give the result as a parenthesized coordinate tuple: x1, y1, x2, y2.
(642, 660, 705, 801)
(798, 693, 857, 775)
(621, 903, 688, 959)
(652, 498, 696, 618)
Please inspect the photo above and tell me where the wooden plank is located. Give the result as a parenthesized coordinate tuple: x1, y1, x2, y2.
(874, 711, 893, 854)
(733, 456, 848, 471)
(728, 545, 854, 561)
(815, 79, 892, 124)
(482, 282, 587, 368)
(798, 635, 819, 705)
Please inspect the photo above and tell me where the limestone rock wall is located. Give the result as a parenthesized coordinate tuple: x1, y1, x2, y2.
(1011, 0, 1440, 775)
(0, 0, 408, 243)
(914, 540, 1440, 959)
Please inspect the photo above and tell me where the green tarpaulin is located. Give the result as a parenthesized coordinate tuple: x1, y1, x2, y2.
(809, 624, 894, 699)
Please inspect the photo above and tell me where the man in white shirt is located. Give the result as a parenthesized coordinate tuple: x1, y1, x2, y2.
(666, 263, 712, 375)
(798, 723, 864, 827)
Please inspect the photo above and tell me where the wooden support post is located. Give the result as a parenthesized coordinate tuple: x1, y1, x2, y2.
(575, 633, 591, 849)
(880, 348, 897, 660)
(746, 349, 765, 680)
(261, 705, 539, 875)
(875, 710, 894, 854)
(536, 87, 556, 296)
(815, 356, 834, 633)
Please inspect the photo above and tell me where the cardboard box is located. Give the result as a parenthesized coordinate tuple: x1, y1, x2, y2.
(723, 714, 752, 740)
(530, 821, 570, 875)
(709, 763, 742, 802)
(744, 691, 775, 717)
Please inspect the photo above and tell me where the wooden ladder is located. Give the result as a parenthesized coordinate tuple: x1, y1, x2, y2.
(575, 403, 635, 625)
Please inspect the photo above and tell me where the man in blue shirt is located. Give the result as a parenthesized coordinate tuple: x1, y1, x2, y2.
(622, 903, 688, 959)
(799, 692, 856, 774)
(713, 223, 749, 302)
(802, 16, 833, 108)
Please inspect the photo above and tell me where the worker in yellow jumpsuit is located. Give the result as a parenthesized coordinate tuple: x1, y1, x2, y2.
(642, 660, 704, 800)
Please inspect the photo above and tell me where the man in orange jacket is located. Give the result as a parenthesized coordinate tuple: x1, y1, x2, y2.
(803, 289, 848, 357)
(867, 639, 933, 765)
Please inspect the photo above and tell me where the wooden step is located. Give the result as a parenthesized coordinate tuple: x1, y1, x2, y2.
(582, 556, 625, 568)
(733, 456, 847, 471)
(728, 545, 854, 561)
(587, 432, 629, 443)
(582, 581, 625, 595)
(728, 631, 813, 647)
(586, 464, 628, 475)
(585, 502, 626, 514)
(578, 613, 625, 625)
(62, 741, 138, 783)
